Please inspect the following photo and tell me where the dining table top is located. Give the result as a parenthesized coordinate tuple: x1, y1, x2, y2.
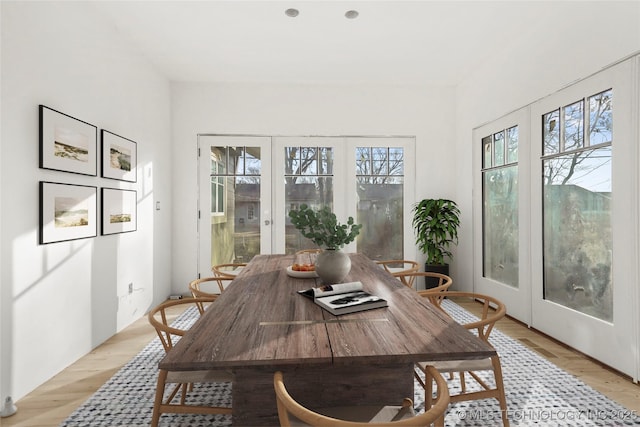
(159, 253, 496, 372)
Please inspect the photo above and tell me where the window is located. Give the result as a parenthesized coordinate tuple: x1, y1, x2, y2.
(482, 127, 519, 287)
(541, 89, 613, 321)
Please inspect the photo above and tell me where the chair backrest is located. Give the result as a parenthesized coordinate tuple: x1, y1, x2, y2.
(189, 276, 233, 297)
(189, 276, 233, 313)
(414, 273, 453, 309)
(376, 260, 419, 288)
(274, 365, 449, 427)
(148, 297, 215, 353)
(441, 291, 506, 343)
(212, 263, 247, 278)
(394, 270, 449, 292)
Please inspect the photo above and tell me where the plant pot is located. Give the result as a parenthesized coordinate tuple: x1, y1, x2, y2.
(424, 264, 449, 289)
(315, 249, 351, 284)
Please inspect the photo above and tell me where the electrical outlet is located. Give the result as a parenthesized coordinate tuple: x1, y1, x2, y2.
(128, 283, 133, 294)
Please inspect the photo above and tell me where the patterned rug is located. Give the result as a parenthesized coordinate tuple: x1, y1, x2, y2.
(60, 300, 640, 426)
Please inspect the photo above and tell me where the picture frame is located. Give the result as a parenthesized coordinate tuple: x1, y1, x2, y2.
(101, 187, 137, 235)
(39, 105, 97, 176)
(39, 181, 98, 244)
(101, 130, 137, 182)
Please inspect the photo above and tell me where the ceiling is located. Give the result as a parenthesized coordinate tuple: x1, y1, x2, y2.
(91, 1, 560, 86)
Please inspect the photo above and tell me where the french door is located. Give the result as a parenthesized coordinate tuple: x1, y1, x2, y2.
(198, 135, 416, 278)
(473, 108, 531, 323)
(530, 60, 636, 378)
(197, 135, 272, 279)
(474, 58, 638, 378)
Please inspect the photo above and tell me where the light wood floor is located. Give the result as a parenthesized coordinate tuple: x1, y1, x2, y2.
(3, 301, 639, 426)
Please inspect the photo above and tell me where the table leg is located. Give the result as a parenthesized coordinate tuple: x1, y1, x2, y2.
(232, 362, 414, 426)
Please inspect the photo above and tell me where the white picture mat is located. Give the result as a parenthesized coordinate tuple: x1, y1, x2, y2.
(40, 106, 97, 176)
(101, 130, 137, 182)
(40, 182, 97, 244)
(101, 188, 137, 235)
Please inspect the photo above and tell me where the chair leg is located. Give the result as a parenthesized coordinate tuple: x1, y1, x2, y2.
(414, 368, 425, 389)
(459, 371, 467, 393)
(424, 367, 433, 410)
(180, 383, 188, 405)
(428, 374, 446, 427)
(491, 356, 510, 427)
(151, 369, 168, 427)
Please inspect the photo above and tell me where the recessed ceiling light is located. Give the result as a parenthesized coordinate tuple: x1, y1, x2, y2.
(285, 8, 299, 18)
(345, 10, 359, 19)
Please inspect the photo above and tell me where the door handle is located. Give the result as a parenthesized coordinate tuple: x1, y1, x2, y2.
(264, 220, 271, 225)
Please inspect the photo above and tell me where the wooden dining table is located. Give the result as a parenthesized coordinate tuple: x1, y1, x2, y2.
(159, 253, 496, 426)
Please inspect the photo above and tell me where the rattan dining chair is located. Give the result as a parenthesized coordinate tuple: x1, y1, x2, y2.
(416, 292, 509, 426)
(212, 262, 247, 278)
(188, 276, 234, 313)
(148, 297, 232, 426)
(274, 365, 450, 427)
(375, 260, 420, 288)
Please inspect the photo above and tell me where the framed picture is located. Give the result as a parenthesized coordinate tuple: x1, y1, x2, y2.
(101, 130, 137, 182)
(39, 181, 98, 244)
(39, 105, 97, 176)
(101, 187, 137, 235)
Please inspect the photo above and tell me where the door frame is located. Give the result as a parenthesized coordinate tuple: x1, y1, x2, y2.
(472, 107, 532, 324)
(197, 135, 272, 279)
(472, 57, 639, 380)
(529, 59, 637, 379)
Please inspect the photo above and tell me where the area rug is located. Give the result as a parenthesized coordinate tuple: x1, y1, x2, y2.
(60, 300, 640, 426)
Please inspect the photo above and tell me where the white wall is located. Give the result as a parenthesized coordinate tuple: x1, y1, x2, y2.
(171, 82, 457, 292)
(453, 1, 640, 291)
(0, 2, 172, 401)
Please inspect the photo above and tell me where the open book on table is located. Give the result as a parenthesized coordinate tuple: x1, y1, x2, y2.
(298, 281, 388, 316)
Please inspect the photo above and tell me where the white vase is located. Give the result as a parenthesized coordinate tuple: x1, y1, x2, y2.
(315, 249, 351, 284)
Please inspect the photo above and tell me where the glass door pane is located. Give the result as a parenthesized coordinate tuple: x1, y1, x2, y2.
(482, 126, 519, 288)
(355, 146, 405, 260)
(284, 145, 335, 253)
(543, 147, 612, 320)
(273, 136, 415, 258)
(198, 136, 271, 278)
(473, 108, 530, 323)
(483, 166, 519, 287)
(542, 90, 613, 321)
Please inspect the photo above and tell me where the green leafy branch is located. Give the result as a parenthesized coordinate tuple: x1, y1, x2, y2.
(289, 204, 362, 249)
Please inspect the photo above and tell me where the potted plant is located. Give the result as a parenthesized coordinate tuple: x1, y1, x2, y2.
(289, 204, 362, 283)
(412, 198, 460, 288)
